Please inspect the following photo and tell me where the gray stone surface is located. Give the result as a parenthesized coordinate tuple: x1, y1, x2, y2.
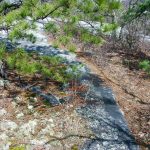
(76, 74, 139, 150)
(0, 32, 139, 149)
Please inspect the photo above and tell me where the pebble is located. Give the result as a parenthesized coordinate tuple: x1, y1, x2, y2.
(16, 113, 24, 119)
(33, 97, 38, 102)
(138, 132, 145, 138)
(50, 123, 55, 128)
(28, 105, 34, 110)
(48, 118, 54, 123)
(70, 104, 74, 108)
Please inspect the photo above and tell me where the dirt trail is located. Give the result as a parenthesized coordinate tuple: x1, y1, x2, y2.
(78, 55, 150, 150)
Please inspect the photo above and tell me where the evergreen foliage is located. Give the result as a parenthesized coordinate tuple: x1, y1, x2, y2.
(0, 42, 6, 60)
(0, 0, 122, 83)
(67, 44, 76, 53)
(121, 0, 150, 26)
(0, 0, 122, 44)
(0, 44, 81, 83)
(139, 60, 150, 74)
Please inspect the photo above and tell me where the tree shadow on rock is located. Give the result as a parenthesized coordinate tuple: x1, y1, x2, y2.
(76, 73, 139, 150)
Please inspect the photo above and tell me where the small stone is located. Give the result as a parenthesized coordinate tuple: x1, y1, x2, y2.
(30, 139, 45, 145)
(28, 105, 33, 110)
(138, 132, 145, 138)
(103, 141, 109, 146)
(33, 97, 38, 102)
(50, 123, 55, 128)
(120, 109, 124, 116)
(48, 119, 53, 123)
(16, 113, 24, 119)
(40, 125, 55, 136)
(29, 97, 38, 103)
(49, 129, 55, 136)
(70, 104, 74, 108)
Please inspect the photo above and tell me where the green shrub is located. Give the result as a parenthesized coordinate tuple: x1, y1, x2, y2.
(67, 44, 76, 53)
(16, 61, 38, 75)
(58, 36, 71, 46)
(80, 31, 102, 45)
(41, 55, 64, 66)
(52, 41, 59, 48)
(41, 67, 52, 77)
(1, 47, 81, 83)
(139, 60, 150, 74)
(6, 54, 16, 69)
(45, 22, 58, 33)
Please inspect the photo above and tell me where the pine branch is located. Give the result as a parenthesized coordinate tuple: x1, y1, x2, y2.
(0, 2, 22, 15)
(36, 4, 64, 20)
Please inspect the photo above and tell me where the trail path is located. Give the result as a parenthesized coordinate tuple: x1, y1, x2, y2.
(0, 26, 139, 149)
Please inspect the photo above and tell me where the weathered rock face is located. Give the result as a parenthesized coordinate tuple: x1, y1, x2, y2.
(76, 74, 138, 150)
(0, 23, 139, 149)
(0, 104, 90, 150)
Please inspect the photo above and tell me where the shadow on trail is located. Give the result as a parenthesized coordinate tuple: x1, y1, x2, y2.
(76, 73, 139, 150)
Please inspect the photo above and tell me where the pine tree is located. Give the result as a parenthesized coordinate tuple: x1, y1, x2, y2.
(0, 0, 122, 45)
(0, 0, 122, 82)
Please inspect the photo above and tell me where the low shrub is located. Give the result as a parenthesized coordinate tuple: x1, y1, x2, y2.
(0, 44, 81, 83)
(139, 60, 150, 74)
